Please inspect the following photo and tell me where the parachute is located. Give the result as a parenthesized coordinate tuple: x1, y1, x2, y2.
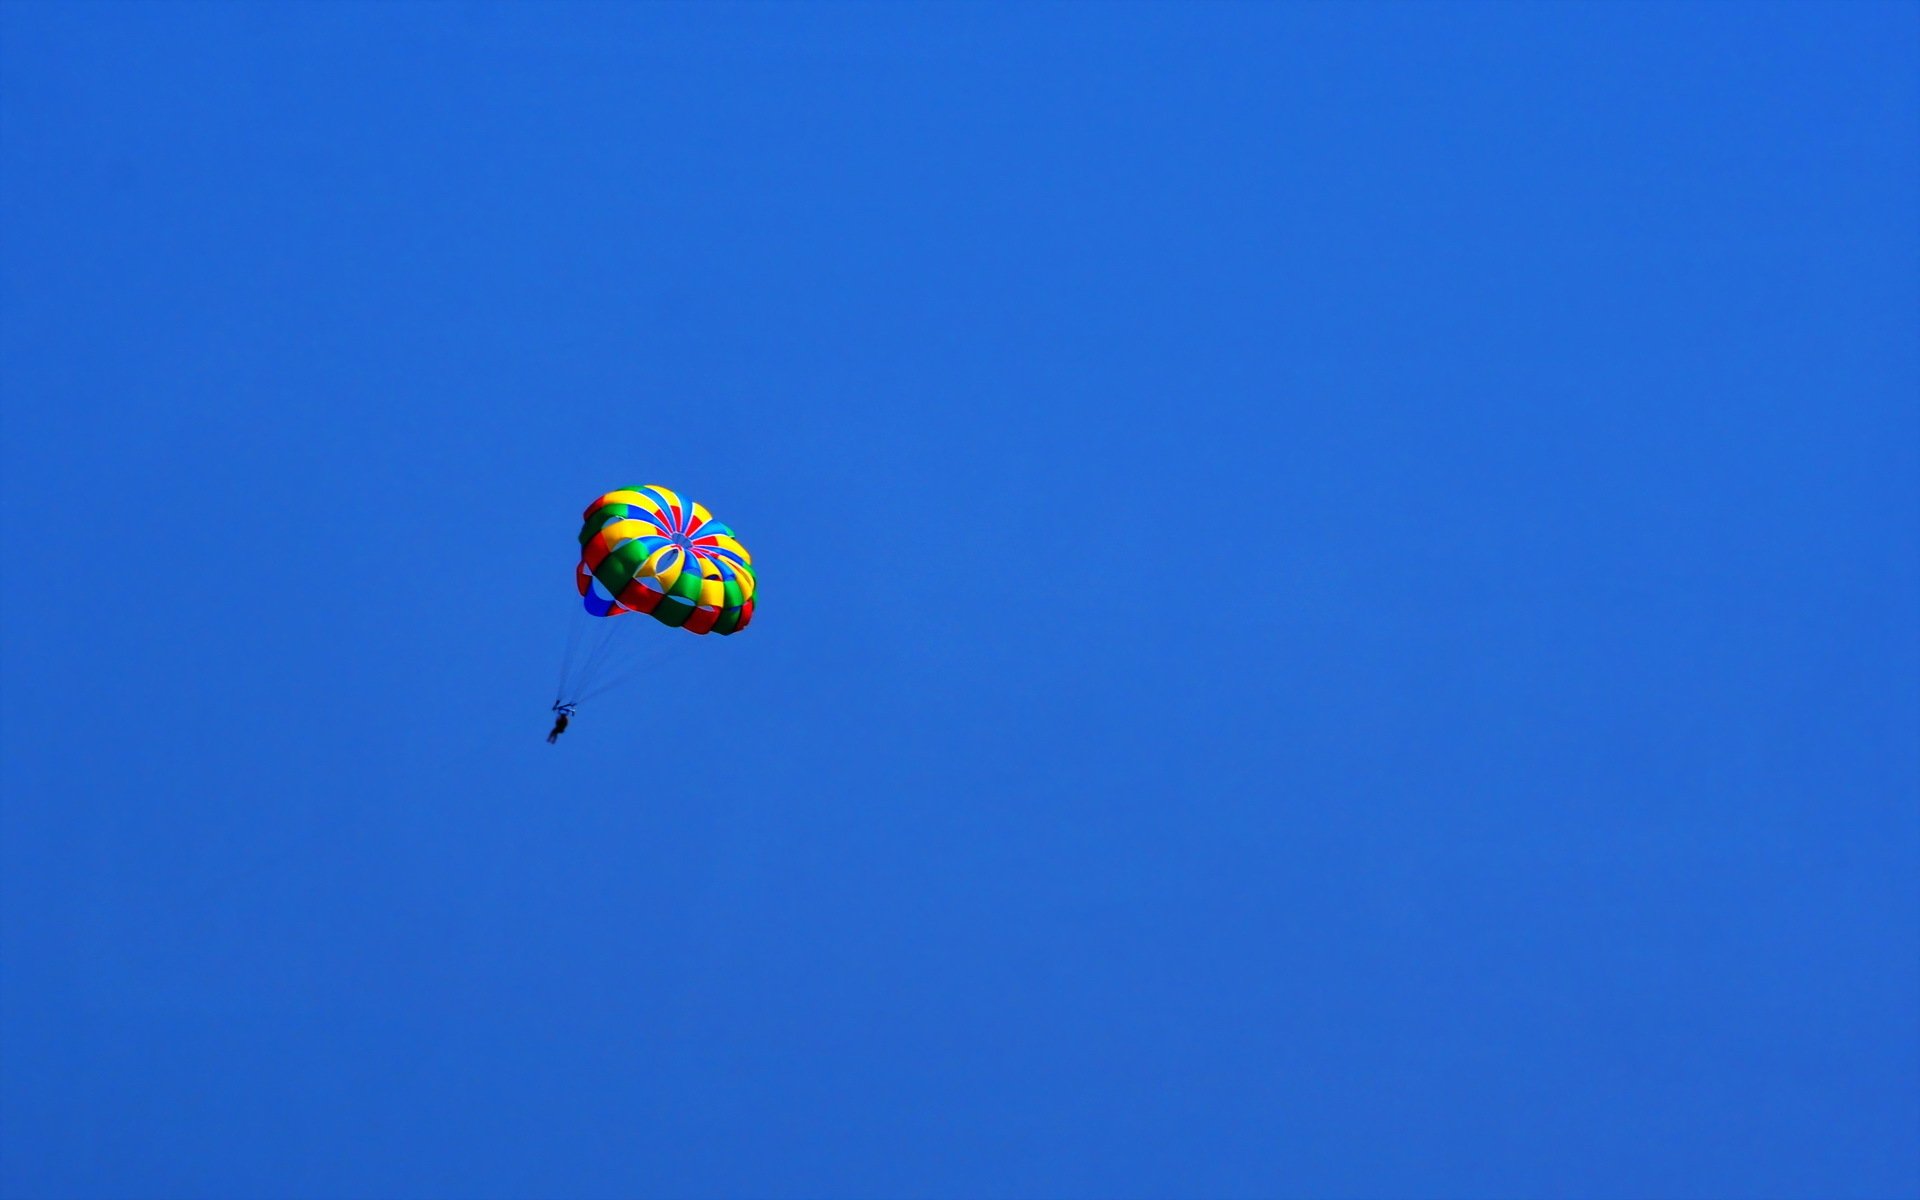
(575, 486, 757, 633)
(553, 485, 756, 713)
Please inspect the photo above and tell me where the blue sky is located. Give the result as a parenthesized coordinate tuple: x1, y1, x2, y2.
(2, 4, 1916, 1198)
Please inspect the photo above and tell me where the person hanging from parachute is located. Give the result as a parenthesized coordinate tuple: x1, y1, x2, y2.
(548, 485, 756, 742)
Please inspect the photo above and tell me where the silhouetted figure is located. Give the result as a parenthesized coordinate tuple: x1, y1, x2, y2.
(547, 704, 575, 744)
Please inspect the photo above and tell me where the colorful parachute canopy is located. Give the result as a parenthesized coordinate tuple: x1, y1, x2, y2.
(576, 485, 755, 635)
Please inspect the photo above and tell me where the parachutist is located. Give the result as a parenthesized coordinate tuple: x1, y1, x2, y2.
(547, 704, 575, 744)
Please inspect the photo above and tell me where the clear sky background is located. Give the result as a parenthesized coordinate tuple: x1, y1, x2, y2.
(3, 4, 1916, 1199)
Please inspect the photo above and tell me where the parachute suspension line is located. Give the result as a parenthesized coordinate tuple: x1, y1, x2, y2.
(573, 644, 678, 705)
(569, 616, 625, 699)
(555, 601, 623, 707)
(555, 608, 586, 706)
